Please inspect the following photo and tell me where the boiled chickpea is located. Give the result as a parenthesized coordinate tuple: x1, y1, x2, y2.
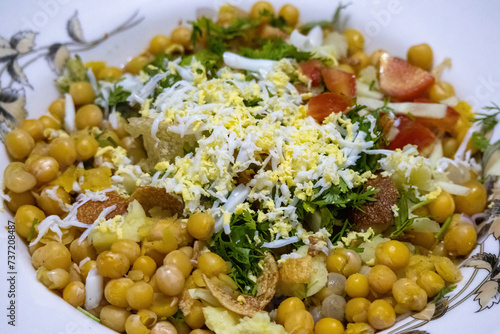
(127, 281, 154, 310)
(345, 297, 371, 323)
(345, 273, 370, 298)
(315, 317, 344, 334)
(337, 64, 355, 74)
(370, 49, 388, 67)
(149, 292, 179, 318)
(37, 186, 72, 216)
(368, 264, 397, 295)
(284, 309, 314, 334)
(70, 239, 97, 263)
(433, 256, 462, 283)
(250, 1, 274, 20)
(20, 119, 45, 141)
(97, 67, 123, 81)
(100, 305, 131, 333)
(197, 252, 227, 277)
(345, 323, 375, 334)
(444, 222, 477, 256)
(429, 81, 455, 102)
(417, 270, 445, 298)
(39, 115, 61, 130)
(14, 204, 45, 239)
(76, 134, 99, 160)
(407, 43, 433, 71)
(5, 190, 36, 212)
(4, 162, 36, 193)
(75, 104, 103, 130)
(428, 191, 455, 223)
(442, 137, 459, 158)
(27, 156, 59, 184)
(151, 321, 177, 334)
(375, 240, 410, 270)
(454, 180, 487, 216)
(32, 241, 72, 271)
(156, 265, 185, 296)
(37, 267, 70, 290)
(171, 27, 192, 49)
(111, 239, 141, 264)
(349, 51, 370, 73)
(367, 299, 396, 330)
(63, 281, 86, 307)
(276, 297, 305, 325)
(125, 314, 150, 334)
(326, 248, 362, 277)
(5, 128, 34, 159)
(125, 56, 150, 75)
(184, 300, 205, 329)
(69, 81, 95, 105)
(392, 278, 427, 311)
(105, 278, 134, 307)
(187, 212, 215, 240)
(48, 98, 66, 120)
(96, 251, 130, 278)
(149, 35, 171, 55)
(164, 250, 192, 278)
(344, 29, 365, 54)
(132, 256, 157, 281)
(278, 4, 299, 27)
(48, 137, 77, 166)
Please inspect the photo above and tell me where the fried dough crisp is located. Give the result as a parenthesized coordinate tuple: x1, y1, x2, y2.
(179, 289, 195, 316)
(279, 256, 312, 284)
(76, 191, 128, 225)
(351, 174, 399, 234)
(129, 186, 184, 214)
(204, 253, 279, 317)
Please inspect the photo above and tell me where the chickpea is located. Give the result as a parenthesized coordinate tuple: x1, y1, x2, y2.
(39, 115, 61, 130)
(442, 137, 459, 158)
(407, 43, 433, 71)
(96, 251, 130, 278)
(63, 281, 86, 307)
(69, 81, 95, 105)
(315, 317, 344, 334)
(149, 35, 171, 55)
(428, 191, 455, 223)
(179, 246, 194, 258)
(97, 67, 123, 81)
(5, 128, 34, 159)
(48, 98, 66, 120)
(454, 180, 487, 216)
(345, 273, 370, 298)
(111, 239, 141, 264)
(250, 1, 274, 20)
(76, 134, 99, 160)
(348, 51, 370, 73)
(14, 205, 45, 239)
(184, 300, 205, 329)
(100, 305, 131, 333)
(37, 186, 72, 216)
(191, 269, 206, 287)
(171, 26, 192, 49)
(156, 265, 185, 296)
(326, 248, 362, 277)
(375, 240, 410, 270)
(392, 278, 427, 311)
(367, 299, 396, 330)
(346, 298, 371, 323)
(444, 222, 477, 256)
(276, 297, 305, 325)
(125, 56, 150, 75)
(337, 64, 355, 74)
(197, 252, 227, 277)
(132, 256, 157, 281)
(187, 212, 215, 240)
(75, 104, 103, 130)
(27, 156, 59, 184)
(125, 314, 150, 334)
(345, 322, 375, 334)
(32, 241, 72, 271)
(278, 4, 299, 27)
(151, 321, 177, 334)
(149, 292, 179, 318)
(127, 281, 154, 310)
(344, 29, 365, 54)
(370, 49, 388, 67)
(368, 264, 397, 295)
(70, 239, 97, 263)
(105, 278, 134, 307)
(417, 270, 445, 298)
(433, 256, 462, 283)
(164, 250, 193, 278)
(4, 162, 36, 193)
(20, 119, 44, 141)
(429, 81, 455, 102)
(80, 260, 97, 282)
(48, 137, 77, 166)
(284, 309, 314, 334)
(5, 190, 36, 212)
(37, 267, 70, 290)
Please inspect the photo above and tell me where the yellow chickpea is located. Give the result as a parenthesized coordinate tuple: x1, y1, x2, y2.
(367, 299, 396, 330)
(326, 248, 362, 277)
(14, 205, 45, 239)
(149, 292, 179, 318)
(392, 278, 428, 311)
(97, 67, 123, 81)
(344, 29, 365, 54)
(5, 190, 36, 212)
(250, 1, 274, 20)
(349, 51, 370, 73)
(96, 251, 130, 278)
(75, 104, 103, 130)
(197, 252, 227, 277)
(370, 49, 388, 67)
(105, 278, 134, 307)
(429, 81, 455, 102)
(184, 300, 205, 329)
(111, 239, 141, 264)
(132, 256, 157, 282)
(442, 137, 459, 158)
(444, 222, 477, 256)
(315, 317, 344, 334)
(75, 134, 99, 160)
(31, 241, 72, 271)
(187, 212, 215, 240)
(276, 297, 305, 325)
(27, 156, 59, 184)
(278, 4, 299, 27)
(69, 81, 95, 105)
(155, 265, 185, 296)
(36, 186, 72, 216)
(48, 137, 77, 166)
(345, 297, 371, 323)
(171, 26, 192, 49)
(375, 240, 410, 270)
(407, 43, 433, 71)
(63, 281, 86, 307)
(127, 281, 154, 310)
(428, 191, 455, 223)
(4, 162, 36, 193)
(284, 309, 314, 334)
(454, 180, 487, 216)
(416, 270, 445, 298)
(433, 256, 463, 283)
(20, 119, 45, 141)
(5, 128, 34, 160)
(368, 264, 397, 295)
(345, 273, 370, 298)
(69, 239, 97, 263)
(85, 61, 106, 77)
(48, 98, 66, 121)
(39, 115, 61, 130)
(100, 305, 131, 333)
(149, 35, 171, 55)
(125, 56, 150, 75)
(164, 250, 193, 278)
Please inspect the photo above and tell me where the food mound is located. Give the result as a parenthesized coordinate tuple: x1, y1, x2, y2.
(3, 2, 498, 334)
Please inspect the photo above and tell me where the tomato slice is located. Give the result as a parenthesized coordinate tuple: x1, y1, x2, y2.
(379, 55, 435, 100)
(388, 115, 436, 150)
(412, 98, 460, 133)
(298, 60, 323, 87)
(307, 92, 353, 123)
(321, 67, 356, 98)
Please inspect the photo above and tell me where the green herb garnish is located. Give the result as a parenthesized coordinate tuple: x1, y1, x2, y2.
(239, 38, 311, 62)
(77, 306, 101, 323)
(432, 284, 457, 303)
(26, 218, 38, 242)
(55, 55, 88, 93)
(435, 215, 453, 240)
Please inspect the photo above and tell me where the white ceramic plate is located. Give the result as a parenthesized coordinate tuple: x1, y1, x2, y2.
(1, 0, 500, 333)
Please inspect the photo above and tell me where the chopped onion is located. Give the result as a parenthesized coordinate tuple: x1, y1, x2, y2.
(356, 81, 384, 99)
(85, 267, 103, 310)
(357, 97, 447, 119)
(223, 52, 276, 73)
(214, 184, 250, 234)
(188, 288, 221, 306)
(64, 93, 76, 133)
(290, 26, 323, 52)
(262, 236, 299, 248)
(437, 181, 471, 196)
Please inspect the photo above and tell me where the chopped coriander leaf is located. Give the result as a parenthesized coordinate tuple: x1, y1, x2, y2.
(167, 309, 185, 325)
(107, 85, 131, 107)
(209, 210, 270, 296)
(95, 132, 119, 148)
(471, 132, 490, 152)
(391, 190, 420, 239)
(432, 284, 456, 303)
(55, 55, 88, 93)
(259, 9, 288, 31)
(243, 97, 263, 107)
(26, 218, 38, 242)
(435, 215, 453, 240)
(239, 38, 311, 62)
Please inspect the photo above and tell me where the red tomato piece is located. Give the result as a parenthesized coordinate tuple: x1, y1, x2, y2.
(298, 60, 323, 87)
(307, 92, 353, 123)
(388, 115, 436, 151)
(379, 55, 435, 100)
(412, 98, 460, 133)
(321, 67, 356, 98)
